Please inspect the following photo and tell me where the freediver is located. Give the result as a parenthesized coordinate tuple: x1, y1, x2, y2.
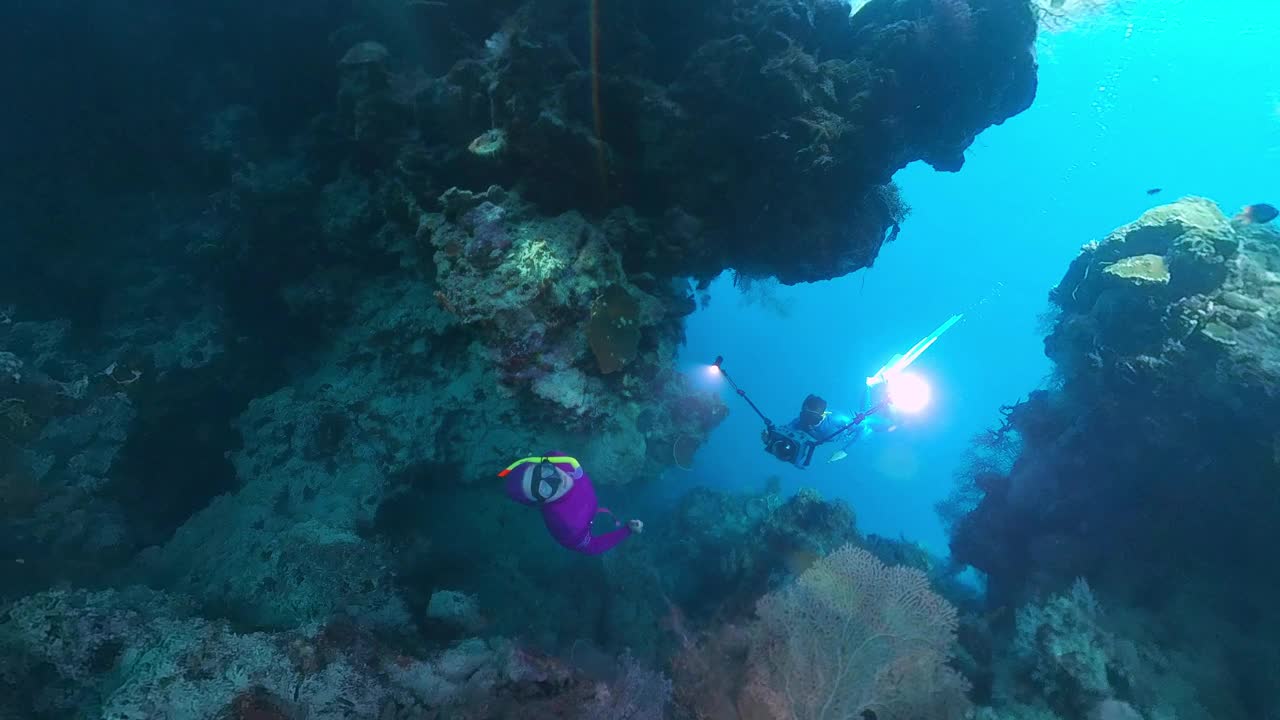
(499, 453, 643, 555)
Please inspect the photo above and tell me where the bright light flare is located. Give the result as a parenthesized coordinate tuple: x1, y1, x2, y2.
(885, 371, 931, 414)
(707, 356, 726, 378)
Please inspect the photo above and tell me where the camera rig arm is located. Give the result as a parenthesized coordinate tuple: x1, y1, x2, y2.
(712, 356, 775, 428)
(715, 355, 882, 443)
(814, 401, 887, 444)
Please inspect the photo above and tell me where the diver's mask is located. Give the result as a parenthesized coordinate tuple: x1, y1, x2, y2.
(524, 459, 574, 504)
(798, 394, 829, 429)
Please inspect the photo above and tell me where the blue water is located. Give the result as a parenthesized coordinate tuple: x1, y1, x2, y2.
(675, 0, 1280, 555)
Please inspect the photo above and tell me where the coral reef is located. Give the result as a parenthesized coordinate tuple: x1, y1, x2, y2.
(967, 577, 1215, 720)
(0, 587, 668, 720)
(423, 185, 713, 452)
(0, 0, 1038, 563)
(948, 198, 1280, 719)
(1008, 580, 1117, 716)
(127, 218, 724, 628)
(655, 485, 865, 623)
(0, 317, 140, 598)
(383, 481, 877, 664)
(0, 0, 1041, 714)
(413, 0, 1039, 284)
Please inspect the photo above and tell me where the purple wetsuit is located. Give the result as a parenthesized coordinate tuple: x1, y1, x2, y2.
(504, 455, 633, 555)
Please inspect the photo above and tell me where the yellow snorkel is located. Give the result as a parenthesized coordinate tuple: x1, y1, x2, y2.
(497, 455, 582, 478)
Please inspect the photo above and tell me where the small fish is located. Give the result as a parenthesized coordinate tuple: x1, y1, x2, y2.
(1146, 188, 1162, 195)
(1235, 203, 1278, 225)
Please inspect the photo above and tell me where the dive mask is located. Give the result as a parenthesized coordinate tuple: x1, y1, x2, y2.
(531, 460, 564, 503)
(499, 456, 580, 504)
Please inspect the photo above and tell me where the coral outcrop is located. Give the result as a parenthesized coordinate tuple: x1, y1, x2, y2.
(0, 307, 237, 601)
(413, 0, 1039, 284)
(948, 198, 1280, 719)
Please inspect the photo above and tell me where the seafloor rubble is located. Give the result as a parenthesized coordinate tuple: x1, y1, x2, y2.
(946, 198, 1280, 720)
(2, 0, 1045, 717)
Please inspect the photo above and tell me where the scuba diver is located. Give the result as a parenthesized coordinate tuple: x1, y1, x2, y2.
(786, 392, 899, 465)
(714, 314, 962, 469)
(499, 453, 642, 555)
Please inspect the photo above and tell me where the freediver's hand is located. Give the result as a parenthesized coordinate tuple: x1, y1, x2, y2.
(628, 519, 644, 534)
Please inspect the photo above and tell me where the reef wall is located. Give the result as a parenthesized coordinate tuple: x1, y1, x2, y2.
(947, 198, 1280, 720)
(2, 0, 1041, 716)
(1, 0, 1039, 612)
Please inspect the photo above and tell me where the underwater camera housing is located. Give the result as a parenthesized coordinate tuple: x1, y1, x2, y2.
(762, 424, 816, 469)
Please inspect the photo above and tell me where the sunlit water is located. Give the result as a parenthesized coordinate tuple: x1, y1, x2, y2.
(673, 0, 1279, 555)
